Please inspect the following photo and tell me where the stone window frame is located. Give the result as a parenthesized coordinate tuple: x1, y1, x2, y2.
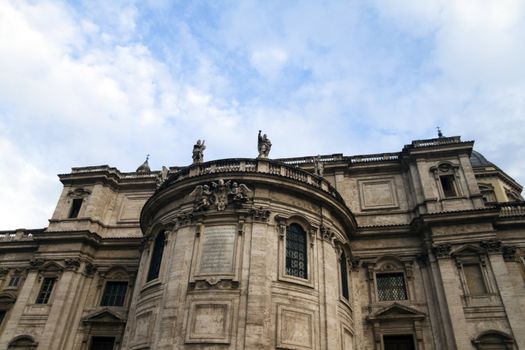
(335, 242, 352, 304)
(97, 266, 134, 309)
(144, 230, 167, 284)
(430, 162, 464, 199)
(4, 269, 25, 291)
(452, 246, 496, 305)
(65, 188, 91, 220)
(32, 261, 63, 306)
(7, 335, 38, 349)
(367, 256, 413, 304)
(478, 183, 497, 203)
(276, 215, 316, 288)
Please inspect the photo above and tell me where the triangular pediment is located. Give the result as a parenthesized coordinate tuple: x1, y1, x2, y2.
(368, 303, 426, 321)
(82, 308, 126, 324)
(451, 244, 482, 256)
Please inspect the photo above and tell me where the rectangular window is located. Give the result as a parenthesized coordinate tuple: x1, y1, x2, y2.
(0, 310, 5, 325)
(100, 281, 128, 307)
(8, 275, 21, 287)
(340, 253, 350, 300)
(90, 336, 115, 350)
(376, 273, 407, 301)
(285, 224, 308, 279)
(383, 335, 415, 350)
(68, 198, 83, 218)
(36, 277, 55, 304)
(440, 175, 457, 197)
(463, 264, 487, 295)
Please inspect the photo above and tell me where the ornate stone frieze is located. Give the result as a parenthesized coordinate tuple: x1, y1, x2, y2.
(190, 179, 252, 211)
(64, 258, 81, 271)
(480, 239, 502, 254)
(188, 278, 240, 291)
(251, 207, 271, 222)
(502, 246, 518, 262)
(433, 244, 451, 259)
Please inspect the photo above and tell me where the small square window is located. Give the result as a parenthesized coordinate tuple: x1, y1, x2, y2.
(376, 272, 407, 301)
(100, 281, 128, 306)
(68, 198, 83, 218)
(440, 175, 457, 197)
(36, 277, 56, 304)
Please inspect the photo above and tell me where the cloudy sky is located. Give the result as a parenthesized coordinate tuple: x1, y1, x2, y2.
(1, 0, 524, 229)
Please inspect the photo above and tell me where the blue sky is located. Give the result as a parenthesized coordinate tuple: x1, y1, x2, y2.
(1, 0, 525, 229)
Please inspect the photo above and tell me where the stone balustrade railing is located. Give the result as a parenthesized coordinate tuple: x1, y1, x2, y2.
(490, 201, 525, 217)
(162, 158, 343, 201)
(0, 229, 41, 241)
(349, 153, 399, 163)
(411, 136, 462, 148)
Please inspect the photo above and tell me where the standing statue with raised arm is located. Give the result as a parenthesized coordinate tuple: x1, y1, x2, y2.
(257, 130, 272, 158)
(192, 139, 206, 164)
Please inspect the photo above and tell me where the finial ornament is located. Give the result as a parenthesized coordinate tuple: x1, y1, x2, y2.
(136, 154, 151, 173)
(257, 130, 272, 158)
(437, 127, 444, 138)
(192, 139, 206, 164)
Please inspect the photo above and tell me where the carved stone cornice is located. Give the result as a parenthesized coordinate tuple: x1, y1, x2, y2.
(64, 258, 81, 271)
(480, 239, 502, 254)
(251, 207, 271, 222)
(502, 246, 518, 262)
(176, 213, 194, 227)
(433, 244, 451, 259)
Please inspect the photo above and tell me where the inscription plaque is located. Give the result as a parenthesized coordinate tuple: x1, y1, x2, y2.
(199, 225, 236, 274)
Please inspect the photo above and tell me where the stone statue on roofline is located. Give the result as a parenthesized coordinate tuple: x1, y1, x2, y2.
(313, 155, 324, 177)
(192, 139, 206, 164)
(257, 130, 272, 158)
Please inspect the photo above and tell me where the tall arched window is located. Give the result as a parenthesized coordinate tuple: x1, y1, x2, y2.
(147, 231, 165, 282)
(340, 251, 349, 300)
(286, 224, 307, 279)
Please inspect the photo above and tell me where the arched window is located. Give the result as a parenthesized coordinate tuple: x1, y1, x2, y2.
(285, 224, 307, 279)
(340, 251, 350, 300)
(147, 231, 166, 282)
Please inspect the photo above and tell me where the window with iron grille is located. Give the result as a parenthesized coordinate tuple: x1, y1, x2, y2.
(90, 336, 115, 350)
(285, 224, 307, 279)
(340, 251, 349, 300)
(376, 272, 407, 301)
(100, 281, 128, 306)
(147, 231, 166, 282)
(8, 275, 21, 287)
(36, 277, 56, 304)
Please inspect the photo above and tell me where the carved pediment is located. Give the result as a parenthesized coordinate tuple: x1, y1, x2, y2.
(82, 308, 126, 324)
(451, 244, 482, 257)
(368, 303, 426, 321)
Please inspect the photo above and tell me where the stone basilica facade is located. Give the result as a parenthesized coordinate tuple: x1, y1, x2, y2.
(0, 135, 524, 350)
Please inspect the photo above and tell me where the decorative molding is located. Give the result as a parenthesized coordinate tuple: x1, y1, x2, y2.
(351, 258, 360, 272)
(319, 224, 335, 244)
(416, 254, 429, 267)
(28, 258, 45, 270)
(190, 179, 252, 211)
(0, 267, 9, 277)
(64, 258, 81, 271)
(480, 239, 502, 254)
(84, 262, 97, 276)
(502, 246, 518, 262)
(433, 243, 451, 259)
(251, 207, 271, 222)
(67, 188, 92, 198)
(188, 278, 240, 291)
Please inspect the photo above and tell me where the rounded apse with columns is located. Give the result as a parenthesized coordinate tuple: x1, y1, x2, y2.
(123, 158, 357, 350)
